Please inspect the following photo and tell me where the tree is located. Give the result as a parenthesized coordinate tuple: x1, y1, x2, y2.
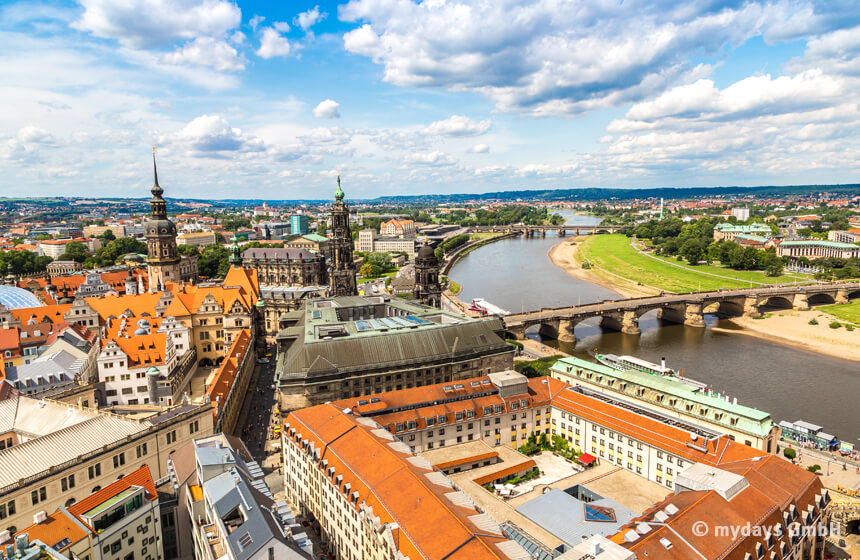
(0, 251, 52, 276)
(58, 241, 90, 263)
(317, 222, 328, 236)
(783, 448, 796, 461)
(360, 263, 376, 278)
(198, 244, 230, 278)
(365, 252, 393, 274)
(177, 244, 200, 257)
(679, 238, 706, 265)
(99, 229, 116, 242)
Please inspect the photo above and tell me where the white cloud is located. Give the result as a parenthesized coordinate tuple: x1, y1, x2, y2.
(404, 151, 456, 166)
(313, 99, 341, 119)
(339, 0, 848, 116)
(295, 6, 325, 30)
(161, 37, 245, 71)
(299, 127, 353, 146)
(467, 143, 490, 153)
(249, 15, 265, 30)
(423, 115, 491, 137)
(174, 115, 266, 154)
(230, 31, 246, 44)
(1, 126, 58, 163)
(256, 27, 292, 58)
(73, 0, 241, 49)
(273, 21, 291, 32)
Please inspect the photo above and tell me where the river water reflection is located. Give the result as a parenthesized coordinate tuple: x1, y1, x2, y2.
(449, 211, 860, 440)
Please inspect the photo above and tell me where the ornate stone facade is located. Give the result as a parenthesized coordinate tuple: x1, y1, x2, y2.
(413, 242, 442, 307)
(241, 248, 327, 287)
(327, 176, 357, 297)
(145, 152, 198, 291)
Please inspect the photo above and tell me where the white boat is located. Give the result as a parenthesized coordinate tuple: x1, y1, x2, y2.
(597, 353, 675, 376)
(469, 298, 510, 316)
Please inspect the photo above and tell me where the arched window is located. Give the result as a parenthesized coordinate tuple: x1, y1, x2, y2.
(92, 486, 101, 493)
(65, 498, 76, 508)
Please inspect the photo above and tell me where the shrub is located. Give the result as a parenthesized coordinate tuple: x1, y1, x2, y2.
(829, 321, 842, 329)
(807, 464, 821, 473)
(846, 325, 855, 332)
(783, 448, 796, 461)
(808, 318, 818, 325)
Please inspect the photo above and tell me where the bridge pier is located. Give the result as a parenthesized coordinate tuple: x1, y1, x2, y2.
(621, 310, 640, 335)
(538, 320, 559, 340)
(683, 302, 706, 327)
(540, 230, 546, 238)
(743, 296, 761, 318)
(507, 325, 526, 340)
(793, 293, 809, 311)
(558, 319, 577, 343)
(836, 289, 849, 304)
(558, 229, 566, 237)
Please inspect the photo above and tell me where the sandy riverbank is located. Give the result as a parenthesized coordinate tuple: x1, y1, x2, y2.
(714, 311, 860, 362)
(548, 238, 660, 298)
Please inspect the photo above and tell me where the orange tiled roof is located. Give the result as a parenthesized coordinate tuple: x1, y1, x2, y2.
(67, 465, 157, 529)
(9, 304, 71, 325)
(15, 511, 89, 552)
(286, 404, 517, 560)
(207, 329, 252, 423)
(472, 459, 537, 486)
(434, 450, 499, 471)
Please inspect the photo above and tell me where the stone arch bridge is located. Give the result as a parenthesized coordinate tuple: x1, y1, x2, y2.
(502, 282, 860, 342)
(470, 224, 621, 237)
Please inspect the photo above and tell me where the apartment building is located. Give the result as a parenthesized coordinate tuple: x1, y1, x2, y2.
(177, 232, 217, 248)
(303, 373, 828, 560)
(185, 434, 309, 560)
(354, 229, 418, 257)
(283, 404, 531, 560)
(548, 356, 780, 452)
(0, 395, 213, 535)
(380, 218, 415, 237)
(712, 223, 772, 241)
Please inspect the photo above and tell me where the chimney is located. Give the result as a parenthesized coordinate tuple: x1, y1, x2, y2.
(589, 540, 602, 556)
(33, 511, 47, 525)
(661, 357, 666, 371)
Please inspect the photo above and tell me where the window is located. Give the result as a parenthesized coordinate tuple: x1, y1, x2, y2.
(166, 430, 177, 444)
(113, 453, 126, 468)
(0, 501, 15, 520)
(61, 475, 75, 491)
(189, 420, 199, 434)
(31, 487, 46, 505)
(136, 443, 148, 458)
(89, 464, 102, 479)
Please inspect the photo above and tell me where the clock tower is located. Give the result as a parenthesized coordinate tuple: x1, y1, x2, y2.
(145, 151, 182, 292)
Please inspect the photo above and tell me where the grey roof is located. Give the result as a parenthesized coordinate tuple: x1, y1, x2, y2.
(0, 285, 41, 309)
(243, 248, 320, 260)
(0, 397, 149, 490)
(515, 489, 638, 547)
(3, 350, 84, 392)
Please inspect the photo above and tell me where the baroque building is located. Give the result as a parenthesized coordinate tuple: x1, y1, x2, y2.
(327, 176, 357, 297)
(145, 152, 198, 291)
(240, 248, 327, 287)
(413, 242, 442, 307)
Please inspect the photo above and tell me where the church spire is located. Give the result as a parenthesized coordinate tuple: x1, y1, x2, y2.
(335, 173, 344, 200)
(150, 148, 167, 219)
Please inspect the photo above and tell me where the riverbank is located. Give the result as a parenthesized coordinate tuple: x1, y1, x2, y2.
(547, 238, 660, 298)
(714, 311, 860, 362)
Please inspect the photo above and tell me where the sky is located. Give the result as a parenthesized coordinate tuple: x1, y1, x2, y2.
(1, 0, 859, 200)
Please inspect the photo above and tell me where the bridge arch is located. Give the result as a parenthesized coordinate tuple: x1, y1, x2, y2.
(761, 296, 793, 310)
(707, 300, 744, 317)
(847, 290, 860, 300)
(807, 293, 836, 306)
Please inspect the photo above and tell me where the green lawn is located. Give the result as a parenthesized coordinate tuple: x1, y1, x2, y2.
(579, 234, 811, 294)
(819, 301, 860, 324)
(469, 232, 501, 241)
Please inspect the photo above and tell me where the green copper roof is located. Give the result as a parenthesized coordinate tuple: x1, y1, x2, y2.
(335, 175, 344, 199)
(550, 356, 773, 437)
(779, 239, 859, 249)
(302, 233, 328, 242)
(714, 223, 771, 232)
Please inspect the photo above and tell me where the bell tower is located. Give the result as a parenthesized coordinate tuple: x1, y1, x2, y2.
(145, 149, 181, 292)
(413, 241, 442, 308)
(328, 175, 357, 297)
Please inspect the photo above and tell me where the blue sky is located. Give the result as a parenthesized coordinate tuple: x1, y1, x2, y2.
(1, 0, 859, 200)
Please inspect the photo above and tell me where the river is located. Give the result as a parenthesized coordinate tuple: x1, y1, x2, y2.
(450, 211, 860, 441)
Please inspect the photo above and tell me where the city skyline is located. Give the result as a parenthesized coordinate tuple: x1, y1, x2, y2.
(2, 0, 859, 199)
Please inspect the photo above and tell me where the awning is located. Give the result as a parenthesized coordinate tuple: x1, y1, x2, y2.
(578, 453, 596, 466)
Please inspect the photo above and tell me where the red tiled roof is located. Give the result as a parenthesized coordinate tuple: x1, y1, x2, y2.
(472, 459, 537, 486)
(67, 465, 157, 529)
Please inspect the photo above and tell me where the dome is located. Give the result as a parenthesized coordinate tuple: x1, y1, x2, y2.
(417, 244, 436, 259)
(0, 285, 41, 310)
(146, 218, 177, 236)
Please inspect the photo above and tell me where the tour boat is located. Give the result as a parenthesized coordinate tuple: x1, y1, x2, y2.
(596, 353, 676, 376)
(469, 298, 511, 316)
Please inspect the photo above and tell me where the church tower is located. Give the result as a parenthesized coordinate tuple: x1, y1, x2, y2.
(413, 241, 442, 308)
(328, 175, 357, 297)
(145, 150, 181, 292)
